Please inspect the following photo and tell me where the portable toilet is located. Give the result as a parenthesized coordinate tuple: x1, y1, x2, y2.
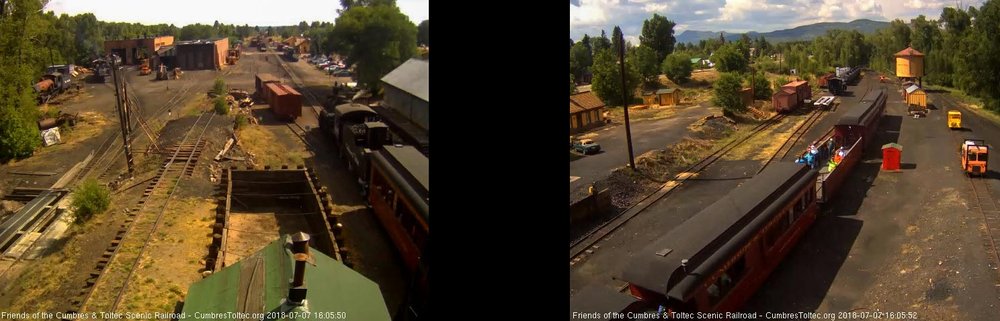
(882, 143, 902, 171)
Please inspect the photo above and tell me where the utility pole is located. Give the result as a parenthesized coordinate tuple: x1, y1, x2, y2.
(111, 57, 135, 178)
(618, 30, 636, 169)
(749, 48, 756, 102)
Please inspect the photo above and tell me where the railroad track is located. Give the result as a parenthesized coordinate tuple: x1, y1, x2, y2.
(73, 75, 198, 187)
(758, 105, 827, 174)
(569, 112, 789, 261)
(933, 92, 1000, 274)
(67, 111, 216, 316)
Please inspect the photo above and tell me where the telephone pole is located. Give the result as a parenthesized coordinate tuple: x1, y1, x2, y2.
(619, 30, 636, 170)
(111, 56, 135, 178)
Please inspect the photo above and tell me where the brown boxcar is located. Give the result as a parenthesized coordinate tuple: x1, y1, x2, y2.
(255, 73, 280, 101)
(266, 83, 302, 120)
(772, 80, 811, 113)
(772, 87, 797, 112)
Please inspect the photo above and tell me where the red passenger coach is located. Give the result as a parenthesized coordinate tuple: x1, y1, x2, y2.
(620, 162, 819, 314)
(368, 145, 429, 276)
(834, 89, 886, 149)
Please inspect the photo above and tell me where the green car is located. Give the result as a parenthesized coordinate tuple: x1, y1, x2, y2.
(573, 139, 601, 155)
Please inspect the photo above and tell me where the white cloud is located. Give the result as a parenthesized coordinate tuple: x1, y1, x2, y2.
(643, 3, 669, 12)
(715, 0, 756, 22)
(569, 0, 616, 29)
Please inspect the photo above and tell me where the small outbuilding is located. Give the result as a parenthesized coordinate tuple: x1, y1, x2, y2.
(882, 143, 902, 171)
(641, 91, 657, 106)
(905, 85, 926, 107)
(656, 88, 682, 106)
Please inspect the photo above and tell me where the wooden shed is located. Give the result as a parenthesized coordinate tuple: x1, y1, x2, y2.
(905, 85, 926, 107)
(656, 88, 682, 106)
(641, 91, 657, 106)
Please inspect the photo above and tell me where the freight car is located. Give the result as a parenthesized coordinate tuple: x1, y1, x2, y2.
(791, 88, 886, 203)
(618, 162, 818, 313)
(254, 73, 281, 104)
(264, 82, 302, 120)
(828, 67, 861, 95)
(772, 80, 811, 113)
(817, 72, 834, 88)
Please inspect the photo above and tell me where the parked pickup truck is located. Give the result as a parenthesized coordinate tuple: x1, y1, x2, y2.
(572, 139, 601, 155)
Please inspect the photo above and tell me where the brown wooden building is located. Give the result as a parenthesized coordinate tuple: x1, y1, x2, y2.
(104, 36, 174, 65)
(173, 38, 229, 70)
(656, 88, 682, 106)
(570, 90, 606, 134)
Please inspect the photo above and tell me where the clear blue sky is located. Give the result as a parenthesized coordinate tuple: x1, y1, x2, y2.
(45, 0, 428, 26)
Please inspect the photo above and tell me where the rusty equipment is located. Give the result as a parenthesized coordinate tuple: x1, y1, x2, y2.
(226, 48, 241, 65)
(156, 64, 169, 80)
(139, 58, 151, 76)
(172, 67, 183, 80)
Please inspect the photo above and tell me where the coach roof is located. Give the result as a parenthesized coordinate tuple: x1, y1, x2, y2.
(620, 162, 815, 300)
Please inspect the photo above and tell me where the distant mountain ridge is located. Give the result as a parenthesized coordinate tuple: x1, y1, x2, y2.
(675, 19, 890, 44)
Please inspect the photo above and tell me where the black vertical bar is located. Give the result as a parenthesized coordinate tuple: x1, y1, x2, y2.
(618, 30, 635, 169)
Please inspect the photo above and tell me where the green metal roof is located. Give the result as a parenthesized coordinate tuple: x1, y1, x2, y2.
(690, 58, 702, 64)
(181, 236, 391, 321)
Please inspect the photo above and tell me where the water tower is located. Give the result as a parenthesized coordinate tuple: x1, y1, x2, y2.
(895, 46, 924, 86)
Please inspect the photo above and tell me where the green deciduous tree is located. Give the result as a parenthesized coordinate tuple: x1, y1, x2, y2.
(570, 41, 592, 83)
(591, 48, 640, 107)
(179, 23, 216, 40)
(0, 0, 47, 160)
(640, 13, 676, 62)
(750, 71, 772, 100)
(417, 19, 429, 46)
(713, 72, 745, 115)
(713, 44, 747, 73)
(591, 30, 611, 55)
(661, 52, 692, 84)
(329, 3, 417, 90)
(629, 45, 660, 84)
